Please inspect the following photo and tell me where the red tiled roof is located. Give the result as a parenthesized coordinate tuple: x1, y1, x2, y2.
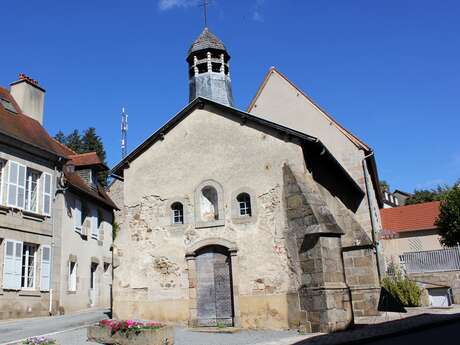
(64, 172, 118, 210)
(0, 87, 75, 157)
(380, 201, 441, 233)
(0, 86, 116, 210)
(69, 152, 108, 170)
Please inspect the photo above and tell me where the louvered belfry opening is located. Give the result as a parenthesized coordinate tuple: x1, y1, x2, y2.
(195, 245, 234, 327)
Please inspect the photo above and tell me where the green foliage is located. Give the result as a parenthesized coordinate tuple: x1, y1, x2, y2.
(382, 270, 421, 307)
(54, 128, 108, 186)
(436, 187, 460, 247)
(112, 221, 120, 240)
(405, 185, 450, 205)
(379, 180, 390, 192)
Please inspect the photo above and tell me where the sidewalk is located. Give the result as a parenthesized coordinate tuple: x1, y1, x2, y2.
(0, 309, 109, 345)
(292, 305, 460, 345)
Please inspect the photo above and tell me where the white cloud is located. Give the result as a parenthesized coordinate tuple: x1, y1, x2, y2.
(252, 10, 264, 22)
(252, 0, 266, 22)
(158, 0, 199, 11)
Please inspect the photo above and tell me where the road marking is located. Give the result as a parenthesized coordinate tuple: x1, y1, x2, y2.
(0, 324, 93, 345)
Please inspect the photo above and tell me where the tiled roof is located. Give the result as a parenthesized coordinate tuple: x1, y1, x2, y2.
(188, 27, 227, 56)
(0, 87, 75, 157)
(380, 201, 441, 233)
(0, 86, 116, 210)
(64, 172, 118, 210)
(69, 152, 108, 170)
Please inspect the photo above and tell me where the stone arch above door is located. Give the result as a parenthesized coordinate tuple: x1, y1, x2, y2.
(186, 238, 238, 256)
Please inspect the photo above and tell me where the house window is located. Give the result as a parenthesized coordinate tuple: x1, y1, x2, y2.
(69, 261, 77, 291)
(237, 193, 252, 216)
(25, 169, 41, 213)
(21, 244, 37, 289)
(171, 202, 184, 224)
(201, 186, 219, 221)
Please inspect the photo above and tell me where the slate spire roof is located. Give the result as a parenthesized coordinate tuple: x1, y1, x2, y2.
(188, 27, 228, 56)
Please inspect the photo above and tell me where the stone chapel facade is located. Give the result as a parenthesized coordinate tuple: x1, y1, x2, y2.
(109, 28, 383, 333)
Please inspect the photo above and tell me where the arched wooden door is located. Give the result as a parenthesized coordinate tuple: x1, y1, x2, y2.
(196, 245, 234, 326)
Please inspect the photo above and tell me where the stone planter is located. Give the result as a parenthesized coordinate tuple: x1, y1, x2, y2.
(87, 324, 174, 345)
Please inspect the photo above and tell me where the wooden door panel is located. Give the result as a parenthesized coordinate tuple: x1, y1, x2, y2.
(195, 246, 234, 326)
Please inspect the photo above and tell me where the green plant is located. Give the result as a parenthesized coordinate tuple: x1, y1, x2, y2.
(382, 270, 421, 307)
(216, 322, 226, 328)
(436, 186, 460, 247)
(112, 221, 120, 240)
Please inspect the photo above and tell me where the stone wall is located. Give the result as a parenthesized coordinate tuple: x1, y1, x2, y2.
(111, 104, 381, 331)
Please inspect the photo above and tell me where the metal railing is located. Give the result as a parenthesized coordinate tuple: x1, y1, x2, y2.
(400, 246, 460, 273)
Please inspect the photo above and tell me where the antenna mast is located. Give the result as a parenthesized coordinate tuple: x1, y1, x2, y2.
(121, 107, 128, 159)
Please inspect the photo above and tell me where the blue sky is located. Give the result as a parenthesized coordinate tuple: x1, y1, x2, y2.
(1, 0, 459, 192)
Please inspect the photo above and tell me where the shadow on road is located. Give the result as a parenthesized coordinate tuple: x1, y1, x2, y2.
(291, 313, 460, 345)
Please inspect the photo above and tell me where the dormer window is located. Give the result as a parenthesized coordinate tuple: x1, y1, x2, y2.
(0, 98, 17, 113)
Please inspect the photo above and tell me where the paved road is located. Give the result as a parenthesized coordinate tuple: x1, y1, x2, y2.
(0, 309, 109, 344)
(362, 318, 460, 345)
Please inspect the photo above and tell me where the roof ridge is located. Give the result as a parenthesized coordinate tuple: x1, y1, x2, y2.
(381, 200, 441, 212)
(247, 67, 371, 152)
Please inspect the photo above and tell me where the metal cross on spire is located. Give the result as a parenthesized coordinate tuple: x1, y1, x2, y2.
(199, 0, 210, 28)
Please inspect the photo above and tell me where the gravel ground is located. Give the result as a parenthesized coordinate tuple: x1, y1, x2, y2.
(49, 326, 310, 345)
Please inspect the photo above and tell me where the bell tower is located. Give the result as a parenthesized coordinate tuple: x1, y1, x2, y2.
(187, 27, 234, 107)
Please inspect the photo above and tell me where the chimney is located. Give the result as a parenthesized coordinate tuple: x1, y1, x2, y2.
(10, 73, 46, 125)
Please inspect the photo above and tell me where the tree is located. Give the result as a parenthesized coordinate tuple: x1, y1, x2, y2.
(405, 185, 450, 205)
(380, 180, 390, 192)
(62, 129, 84, 153)
(54, 130, 66, 144)
(81, 128, 106, 164)
(54, 128, 108, 186)
(436, 187, 460, 247)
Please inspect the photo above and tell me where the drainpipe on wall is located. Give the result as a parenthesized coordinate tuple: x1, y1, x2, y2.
(362, 152, 384, 280)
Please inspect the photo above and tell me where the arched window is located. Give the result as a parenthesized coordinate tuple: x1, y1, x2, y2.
(171, 202, 184, 224)
(201, 186, 219, 221)
(237, 193, 251, 217)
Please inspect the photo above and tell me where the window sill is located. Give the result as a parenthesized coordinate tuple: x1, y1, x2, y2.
(23, 210, 47, 222)
(18, 290, 41, 297)
(232, 216, 255, 224)
(66, 290, 77, 295)
(0, 204, 8, 214)
(195, 219, 225, 229)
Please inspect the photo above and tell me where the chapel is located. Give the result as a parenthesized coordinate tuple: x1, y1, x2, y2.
(109, 26, 382, 333)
